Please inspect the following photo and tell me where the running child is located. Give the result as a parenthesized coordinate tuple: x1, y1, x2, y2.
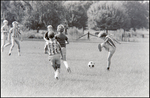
(47, 32, 63, 80)
(55, 24, 71, 73)
(1, 20, 9, 52)
(98, 32, 121, 70)
(8, 21, 21, 56)
(43, 25, 54, 54)
(4, 21, 22, 48)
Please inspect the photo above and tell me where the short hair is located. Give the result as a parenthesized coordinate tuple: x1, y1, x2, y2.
(12, 21, 18, 25)
(48, 32, 55, 39)
(99, 32, 107, 38)
(57, 24, 64, 32)
(3, 20, 8, 24)
(47, 25, 52, 28)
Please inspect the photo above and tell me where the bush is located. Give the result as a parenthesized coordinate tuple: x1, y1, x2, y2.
(67, 27, 83, 41)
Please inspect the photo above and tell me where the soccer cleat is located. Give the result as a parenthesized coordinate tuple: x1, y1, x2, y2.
(18, 52, 21, 56)
(67, 67, 71, 73)
(107, 67, 110, 70)
(55, 77, 59, 80)
(98, 44, 102, 52)
(44, 51, 48, 54)
(8, 52, 11, 56)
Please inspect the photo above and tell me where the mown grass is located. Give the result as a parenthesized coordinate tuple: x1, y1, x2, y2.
(1, 36, 149, 97)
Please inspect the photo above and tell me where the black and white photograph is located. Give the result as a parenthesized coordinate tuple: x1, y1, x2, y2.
(1, 0, 149, 97)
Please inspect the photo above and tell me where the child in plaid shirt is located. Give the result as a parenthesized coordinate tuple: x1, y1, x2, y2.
(47, 32, 63, 80)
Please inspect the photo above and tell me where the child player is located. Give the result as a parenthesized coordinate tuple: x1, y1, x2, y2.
(1, 20, 9, 52)
(55, 24, 71, 73)
(4, 21, 22, 48)
(43, 25, 54, 54)
(98, 32, 121, 70)
(47, 32, 63, 80)
(8, 21, 21, 56)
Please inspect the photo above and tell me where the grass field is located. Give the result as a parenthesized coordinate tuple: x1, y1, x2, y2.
(1, 37, 149, 97)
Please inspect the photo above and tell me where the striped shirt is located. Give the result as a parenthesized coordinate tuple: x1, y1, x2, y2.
(48, 39, 61, 56)
(105, 35, 116, 48)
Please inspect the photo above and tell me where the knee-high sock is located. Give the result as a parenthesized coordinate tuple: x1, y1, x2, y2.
(63, 61, 69, 68)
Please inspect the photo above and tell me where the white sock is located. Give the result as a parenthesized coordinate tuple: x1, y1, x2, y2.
(55, 68, 59, 78)
(63, 61, 69, 68)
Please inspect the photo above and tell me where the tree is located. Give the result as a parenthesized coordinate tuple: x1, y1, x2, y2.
(124, 1, 149, 31)
(87, 1, 129, 33)
(63, 1, 93, 30)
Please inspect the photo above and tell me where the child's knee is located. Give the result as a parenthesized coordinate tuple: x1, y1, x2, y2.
(101, 43, 105, 47)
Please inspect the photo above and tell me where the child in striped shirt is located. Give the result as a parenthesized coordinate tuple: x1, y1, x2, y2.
(47, 32, 63, 80)
(98, 32, 121, 70)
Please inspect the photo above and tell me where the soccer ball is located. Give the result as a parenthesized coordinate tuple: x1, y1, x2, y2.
(88, 61, 95, 68)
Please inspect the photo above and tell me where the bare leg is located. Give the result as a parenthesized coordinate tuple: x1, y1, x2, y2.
(1, 39, 5, 52)
(15, 39, 21, 56)
(107, 52, 114, 70)
(44, 42, 48, 54)
(4, 41, 11, 48)
(9, 38, 15, 56)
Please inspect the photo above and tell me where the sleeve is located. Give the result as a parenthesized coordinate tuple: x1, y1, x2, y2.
(55, 35, 57, 39)
(45, 32, 48, 39)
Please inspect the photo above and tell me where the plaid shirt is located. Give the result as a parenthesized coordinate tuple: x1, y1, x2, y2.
(48, 39, 61, 56)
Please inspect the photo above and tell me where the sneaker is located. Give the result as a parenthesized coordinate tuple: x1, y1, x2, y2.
(18, 52, 21, 56)
(98, 44, 102, 52)
(107, 67, 110, 70)
(55, 77, 59, 80)
(8, 52, 11, 56)
(44, 51, 48, 54)
(67, 67, 71, 73)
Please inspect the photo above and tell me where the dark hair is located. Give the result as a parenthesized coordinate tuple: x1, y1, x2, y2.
(48, 32, 55, 39)
(100, 33, 107, 38)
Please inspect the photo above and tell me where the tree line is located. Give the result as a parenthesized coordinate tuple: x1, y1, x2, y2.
(1, 1, 149, 33)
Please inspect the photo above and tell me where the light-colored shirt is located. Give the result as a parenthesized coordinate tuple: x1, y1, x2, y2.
(1, 25, 9, 35)
(9, 27, 20, 38)
(105, 35, 116, 48)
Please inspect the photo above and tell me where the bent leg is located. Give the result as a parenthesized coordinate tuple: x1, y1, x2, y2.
(9, 38, 15, 55)
(15, 39, 20, 52)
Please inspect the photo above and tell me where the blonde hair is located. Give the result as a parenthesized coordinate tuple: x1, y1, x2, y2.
(47, 25, 52, 28)
(57, 24, 64, 32)
(3, 20, 8, 24)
